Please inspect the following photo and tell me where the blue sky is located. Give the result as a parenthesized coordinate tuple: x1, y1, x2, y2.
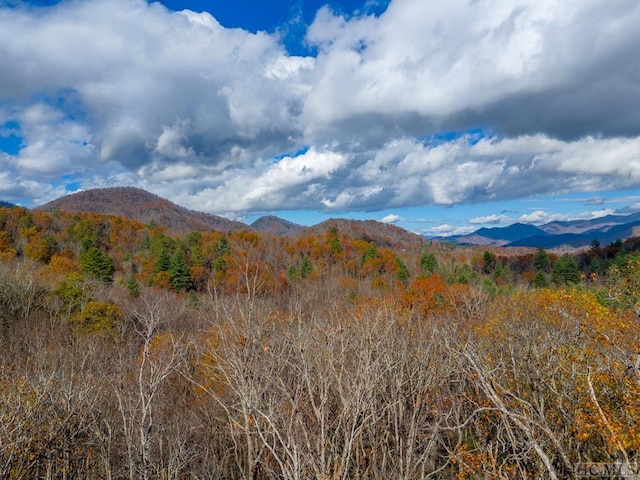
(1, 0, 640, 236)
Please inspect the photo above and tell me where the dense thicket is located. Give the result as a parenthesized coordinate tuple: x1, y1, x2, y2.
(1, 207, 640, 478)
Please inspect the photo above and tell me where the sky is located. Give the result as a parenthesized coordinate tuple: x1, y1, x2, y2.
(1, 0, 640, 237)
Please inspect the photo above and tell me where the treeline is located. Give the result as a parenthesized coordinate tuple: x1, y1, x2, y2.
(1, 207, 640, 478)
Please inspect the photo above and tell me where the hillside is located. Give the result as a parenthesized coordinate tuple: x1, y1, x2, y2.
(251, 215, 304, 236)
(303, 218, 428, 251)
(35, 187, 249, 233)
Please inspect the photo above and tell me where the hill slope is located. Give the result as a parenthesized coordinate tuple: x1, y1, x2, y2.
(251, 215, 304, 236)
(35, 187, 249, 233)
(303, 218, 428, 250)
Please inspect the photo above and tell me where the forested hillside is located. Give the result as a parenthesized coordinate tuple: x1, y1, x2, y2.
(35, 187, 249, 233)
(2, 206, 640, 478)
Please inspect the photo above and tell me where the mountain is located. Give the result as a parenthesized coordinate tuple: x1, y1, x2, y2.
(538, 212, 640, 235)
(251, 215, 304, 236)
(303, 218, 428, 250)
(510, 219, 640, 248)
(452, 223, 549, 246)
(35, 187, 249, 233)
(34, 188, 431, 248)
(437, 212, 640, 249)
(0, 201, 15, 208)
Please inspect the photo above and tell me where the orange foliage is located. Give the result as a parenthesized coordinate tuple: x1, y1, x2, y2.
(401, 274, 451, 317)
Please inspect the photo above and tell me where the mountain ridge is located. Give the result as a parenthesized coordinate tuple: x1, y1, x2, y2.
(33, 187, 426, 248)
(437, 212, 640, 248)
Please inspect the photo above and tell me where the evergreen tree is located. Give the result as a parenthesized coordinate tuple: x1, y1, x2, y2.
(124, 276, 141, 297)
(483, 251, 497, 274)
(169, 246, 191, 292)
(420, 252, 438, 276)
(552, 254, 581, 285)
(79, 246, 115, 284)
(299, 255, 312, 278)
(361, 243, 377, 266)
(286, 265, 298, 282)
(214, 236, 230, 272)
(533, 270, 549, 288)
(154, 247, 171, 274)
(533, 247, 550, 272)
(216, 236, 230, 256)
(396, 256, 410, 285)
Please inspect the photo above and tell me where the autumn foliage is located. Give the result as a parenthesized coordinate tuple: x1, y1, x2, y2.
(2, 206, 640, 478)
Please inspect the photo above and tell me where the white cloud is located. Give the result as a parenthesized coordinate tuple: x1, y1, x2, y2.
(14, 103, 95, 175)
(423, 224, 476, 237)
(519, 208, 616, 224)
(304, 0, 640, 140)
(469, 214, 512, 225)
(0, 0, 639, 217)
(380, 213, 403, 223)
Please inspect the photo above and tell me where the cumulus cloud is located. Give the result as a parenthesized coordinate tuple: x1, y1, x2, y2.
(469, 214, 512, 225)
(304, 0, 640, 142)
(422, 223, 476, 237)
(0, 0, 639, 216)
(519, 208, 615, 224)
(380, 213, 403, 223)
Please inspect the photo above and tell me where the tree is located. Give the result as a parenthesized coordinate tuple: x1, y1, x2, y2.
(419, 251, 438, 276)
(154, 247, 171, 274)
(71, 300, 123, 334)
(395, 256, 410, 285)
(483, 250, 497, 274)
(533, 270, 549, 288)
(169, 246, 191, 292)
(533, 247, 550, 272)
(552, 254, 581, 285)
(299, 254, 312, 278)
(24, 234, 58, 263)
(79, 246, 115, 284)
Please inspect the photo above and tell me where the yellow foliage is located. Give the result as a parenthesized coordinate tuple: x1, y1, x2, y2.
(71, 301, 123, 334)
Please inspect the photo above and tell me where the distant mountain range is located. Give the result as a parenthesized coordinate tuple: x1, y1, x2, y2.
(31, 187, 427, 250)
(438, 212, 640, 248)
(17, 188, 640, 249)
(0, 200, 15, 208)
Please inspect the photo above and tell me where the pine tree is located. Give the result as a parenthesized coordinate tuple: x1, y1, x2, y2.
(79, 246, 115, 284)
(533, 270, 549, 288)
(154, 247, 171, 274)
(299, 255, 312, 278)
(552, 254, 581, 285)
(420, 252, 438, 276)
(396, 256, 410, 285)
(534, 247, 550, 272)
(483, 251, 497, 274)
(169, 246, 191, 292)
